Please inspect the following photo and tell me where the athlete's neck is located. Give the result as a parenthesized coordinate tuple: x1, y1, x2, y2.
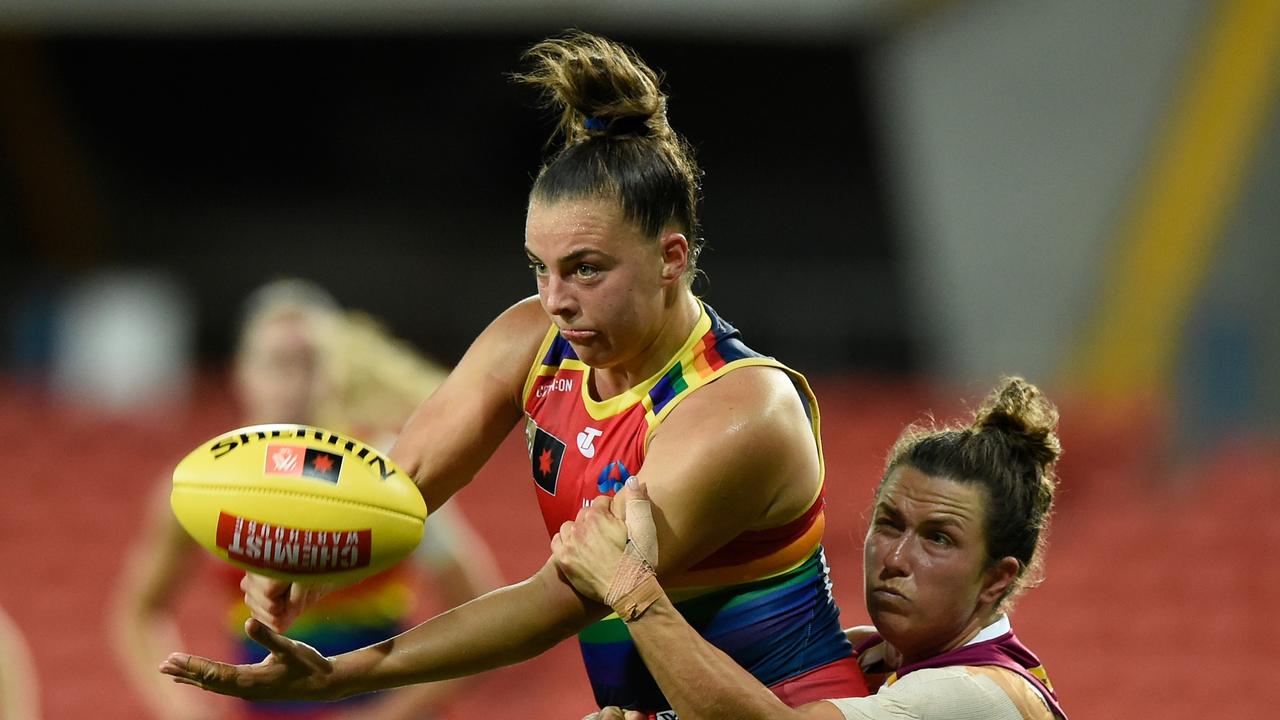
(591, 291, 700, 400)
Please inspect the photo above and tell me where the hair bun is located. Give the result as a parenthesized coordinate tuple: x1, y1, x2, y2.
(972, 377, 1062, 469)
(516, 30, 668, 146)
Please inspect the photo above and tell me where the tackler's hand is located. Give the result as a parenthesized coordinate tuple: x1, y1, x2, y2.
(551, 494, 628, 602)
(583, 706, 647, 720)
(619, 477, 657, 571)
(551, 477, 663, 622)
(159, 618, 336, 701)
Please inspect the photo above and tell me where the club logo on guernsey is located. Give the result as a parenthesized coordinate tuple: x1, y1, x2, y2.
(530, 424, 566, 496)
(577, 427, 602, 458)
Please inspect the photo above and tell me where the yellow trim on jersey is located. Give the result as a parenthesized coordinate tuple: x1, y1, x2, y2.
(575, 306, 716, 422)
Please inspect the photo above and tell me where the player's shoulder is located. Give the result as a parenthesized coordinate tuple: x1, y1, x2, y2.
(445, 295, 551, 396)
(827, 666, 1026, 720)
(469, 296, 551, 363)
(893, 666, 1026, 717)
(486, 295, 552, 340)
(657, 364, 808, 449)
(688, 363, 804, 420)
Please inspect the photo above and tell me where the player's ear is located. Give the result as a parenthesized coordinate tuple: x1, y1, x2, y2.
(658, 233, 689, 284)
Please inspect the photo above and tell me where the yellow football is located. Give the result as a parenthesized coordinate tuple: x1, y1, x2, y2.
(171, 424, 426, 583)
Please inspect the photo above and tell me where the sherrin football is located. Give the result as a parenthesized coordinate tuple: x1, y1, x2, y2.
(171, 424, 427, 583)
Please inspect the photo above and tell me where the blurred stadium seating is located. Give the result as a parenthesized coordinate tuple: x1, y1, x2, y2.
(2, 374, 1276, 718)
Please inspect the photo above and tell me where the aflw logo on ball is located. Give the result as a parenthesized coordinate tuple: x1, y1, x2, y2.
(265, 444, 343, 483)
(216, 512, 371, 573)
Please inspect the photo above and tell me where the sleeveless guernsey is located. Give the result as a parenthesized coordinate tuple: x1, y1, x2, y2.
(521, 302, 855, 712)
(852, 622, 1067, 720)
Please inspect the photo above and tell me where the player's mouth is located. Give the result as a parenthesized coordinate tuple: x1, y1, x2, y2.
(560, 328, 598, 343)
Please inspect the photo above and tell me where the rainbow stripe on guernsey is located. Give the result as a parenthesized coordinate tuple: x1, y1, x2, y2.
(646, 328, 730, 416)
(223, 562, 416, 640)
(225, 563, 414, 653)
(521, 302, 852, 711)
(223, 563, 415, 715)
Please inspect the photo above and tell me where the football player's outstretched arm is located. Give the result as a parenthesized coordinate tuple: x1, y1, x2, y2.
(238, 297, 548, 632)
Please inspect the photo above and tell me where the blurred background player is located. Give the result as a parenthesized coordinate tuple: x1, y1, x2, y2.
(112, 279, 503, 720)
(0, 605, 40, 720)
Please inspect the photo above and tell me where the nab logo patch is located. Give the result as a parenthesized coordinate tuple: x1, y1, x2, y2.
(597, 460, 629, 494)
(265, 444, 343, 484)
(530, 426, 566, 495)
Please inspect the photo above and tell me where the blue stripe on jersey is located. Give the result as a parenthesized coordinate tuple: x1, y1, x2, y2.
(648, 364, 685, 416)
(541, 333, 579, 366)
(704, 305, 764, 364)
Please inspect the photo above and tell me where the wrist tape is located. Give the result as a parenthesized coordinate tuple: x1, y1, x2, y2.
(604, 495, 662, 622)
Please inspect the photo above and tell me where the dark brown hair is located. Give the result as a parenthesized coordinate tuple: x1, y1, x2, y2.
(514, 31, 704, 279)
(880, 377, 1061, 609)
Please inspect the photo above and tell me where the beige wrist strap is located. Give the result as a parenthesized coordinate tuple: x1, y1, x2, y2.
(604, 549, 662, 622)
(604, 490, 662, 622)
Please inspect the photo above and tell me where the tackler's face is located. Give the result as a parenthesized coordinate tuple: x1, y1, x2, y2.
(524, 197, 681, 371)
(863, 466, 1013, 664)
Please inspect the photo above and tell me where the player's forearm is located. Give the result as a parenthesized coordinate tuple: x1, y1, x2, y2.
(389, 399, 521, 513)
(627, 596, 808, 720)
(115, 608, 188, 707)
(112, 570, 213, 717)
(361, 677, 468, 720)
(0, 608, 39, 720)
(331, 562, 601, 697)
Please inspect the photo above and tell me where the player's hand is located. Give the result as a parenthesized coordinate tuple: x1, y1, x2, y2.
(240, 573, 331, 632)
(583, 707, 647, 720)
(551, 493, 627, 601)
(159, 618, 336, 700)
(552, 477, 657, 602)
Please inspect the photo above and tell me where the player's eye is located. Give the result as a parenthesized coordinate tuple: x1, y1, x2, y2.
(928, 531, 954, 547)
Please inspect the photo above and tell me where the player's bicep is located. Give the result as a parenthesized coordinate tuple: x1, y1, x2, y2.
(391, 297, 549, 509)
(629, 402, 784, 576)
